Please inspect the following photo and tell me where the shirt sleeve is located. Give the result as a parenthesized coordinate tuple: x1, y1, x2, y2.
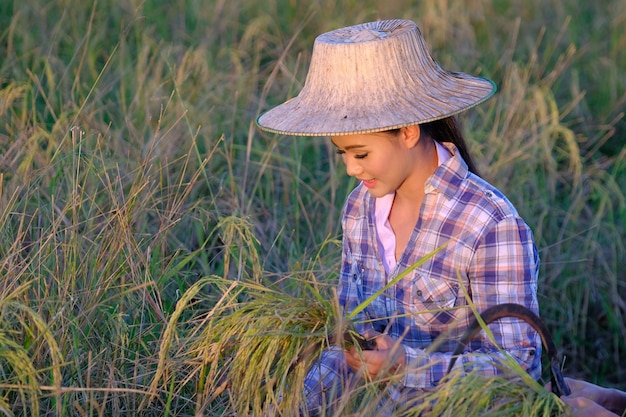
(402, 215, 542, 388)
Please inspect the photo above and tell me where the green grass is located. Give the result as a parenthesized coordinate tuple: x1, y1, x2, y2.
(0, 0, 624, 415)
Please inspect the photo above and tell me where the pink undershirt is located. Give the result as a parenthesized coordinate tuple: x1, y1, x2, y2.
(375, 141, 451, 274)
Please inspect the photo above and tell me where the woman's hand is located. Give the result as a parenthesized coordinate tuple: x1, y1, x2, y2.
(344, 332, 406, 379)
(562, 378, 615, 406)
(546, 377, 624, 417)
(560, 396, 619, 417)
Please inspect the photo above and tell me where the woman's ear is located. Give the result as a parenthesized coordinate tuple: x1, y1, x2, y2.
(400, 125, 421, 149)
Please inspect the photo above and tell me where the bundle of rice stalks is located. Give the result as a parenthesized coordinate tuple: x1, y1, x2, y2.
(187, 248, 444, 415)
(192, 275, 354, 416)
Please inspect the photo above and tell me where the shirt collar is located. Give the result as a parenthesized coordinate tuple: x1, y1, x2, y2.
(426, 142, 470, 200)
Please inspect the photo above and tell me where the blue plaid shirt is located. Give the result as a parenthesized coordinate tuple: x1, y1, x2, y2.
(338, 142, 541, 388)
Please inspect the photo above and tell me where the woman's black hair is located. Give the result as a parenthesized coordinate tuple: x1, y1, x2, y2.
(420, 116, 480, 176)
(389, 116, 481, 177)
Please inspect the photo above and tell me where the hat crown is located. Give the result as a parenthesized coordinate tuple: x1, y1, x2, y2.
(257, 20, 495, 136)
(301, 20, 441, 117)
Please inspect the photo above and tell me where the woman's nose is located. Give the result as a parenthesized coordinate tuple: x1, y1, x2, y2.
(344, 157, 362, 177)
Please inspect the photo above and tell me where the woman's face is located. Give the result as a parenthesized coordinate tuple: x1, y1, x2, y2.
(331, 130, 414, 198)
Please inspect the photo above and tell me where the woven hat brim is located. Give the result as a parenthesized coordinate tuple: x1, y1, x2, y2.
(256, 19, 497, 137)
(257, 76, 496, 137)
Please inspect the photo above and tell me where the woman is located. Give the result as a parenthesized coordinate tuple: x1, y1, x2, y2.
(257, 19, 541, 415)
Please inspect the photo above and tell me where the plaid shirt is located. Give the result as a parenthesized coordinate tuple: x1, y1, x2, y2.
(338, 142, 542, 388)
(303, 143, 541, 412)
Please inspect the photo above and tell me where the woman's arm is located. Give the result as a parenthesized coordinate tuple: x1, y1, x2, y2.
(401, 215, 542, 388)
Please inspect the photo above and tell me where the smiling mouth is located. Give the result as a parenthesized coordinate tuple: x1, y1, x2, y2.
(361, 178, 377, 188)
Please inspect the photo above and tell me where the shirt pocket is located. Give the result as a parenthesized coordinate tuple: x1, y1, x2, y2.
(348, 262, 388, 332)
(399, 273, 460, 327)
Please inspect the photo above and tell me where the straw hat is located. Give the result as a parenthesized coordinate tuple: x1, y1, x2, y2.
(256, 19, 496, 136)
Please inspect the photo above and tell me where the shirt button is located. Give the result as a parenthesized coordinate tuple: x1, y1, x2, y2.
(416, 290, 422, 297)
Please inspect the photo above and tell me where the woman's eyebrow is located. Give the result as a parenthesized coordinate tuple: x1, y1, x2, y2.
(330, 140, 367, 151)
(344, 144, 367, 150)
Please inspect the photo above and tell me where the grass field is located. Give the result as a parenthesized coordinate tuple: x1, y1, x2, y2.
(0, 0, 625, 415)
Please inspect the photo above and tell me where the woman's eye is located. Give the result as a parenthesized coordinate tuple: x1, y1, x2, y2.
(355, 153, 368, 159)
